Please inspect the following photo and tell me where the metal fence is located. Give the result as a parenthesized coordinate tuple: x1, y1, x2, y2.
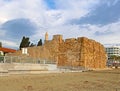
(0, 56, 88, 71)
(0, 56, 56, 64)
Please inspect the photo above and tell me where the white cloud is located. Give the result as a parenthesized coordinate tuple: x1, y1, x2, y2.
(30, 0, 100, 37)
(0, 30, 6, 36)
(0, 0, 100, 26)
(0, 39, 18, 48)
(0, 18, 7, 24)
(44, 0, 100, 26)
(0, 0, 119, 48)
(37, 20, 120, 45)
(83, 21, 120, 44)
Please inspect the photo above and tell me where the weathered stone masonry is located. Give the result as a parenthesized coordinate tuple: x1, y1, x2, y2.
(10, 33, 107, 69)
(58, 37, 107, 69)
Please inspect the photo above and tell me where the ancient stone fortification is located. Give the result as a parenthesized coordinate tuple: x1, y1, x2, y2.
(58, 37, 107, 69)
(10, 33, 107, 69)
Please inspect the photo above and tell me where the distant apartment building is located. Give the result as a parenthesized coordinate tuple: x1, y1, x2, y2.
(105, 44, 120, 67)
(105, 45, 120, 58)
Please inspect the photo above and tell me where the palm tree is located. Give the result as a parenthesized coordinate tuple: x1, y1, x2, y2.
(110, 55, 117, 61)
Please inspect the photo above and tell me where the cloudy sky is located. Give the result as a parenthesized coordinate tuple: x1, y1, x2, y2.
(0, 0, 120, 49)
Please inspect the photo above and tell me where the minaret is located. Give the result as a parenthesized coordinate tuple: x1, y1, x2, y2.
(45, 32, 48, 41)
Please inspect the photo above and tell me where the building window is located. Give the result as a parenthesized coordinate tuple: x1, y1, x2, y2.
(22, 48, 28, 54)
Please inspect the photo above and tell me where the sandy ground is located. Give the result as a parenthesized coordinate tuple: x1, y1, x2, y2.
(0, 69, 120, 91)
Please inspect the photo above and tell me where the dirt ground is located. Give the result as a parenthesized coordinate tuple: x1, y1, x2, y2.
(0, 69, 120, 91)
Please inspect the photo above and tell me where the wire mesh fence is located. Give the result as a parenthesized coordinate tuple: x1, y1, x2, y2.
(0, 56, 56, 64)
(0, 56, 88, 71)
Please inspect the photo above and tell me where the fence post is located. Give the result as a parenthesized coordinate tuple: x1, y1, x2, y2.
(3, 56, 5, 63)
(20, 56, 21, 63)
(44, 60, 45, 64)
(10, 56, 12, 63)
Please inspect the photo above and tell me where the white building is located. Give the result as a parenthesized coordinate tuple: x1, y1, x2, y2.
(105, 46, 120, 58)
(105, 44, 120, 67)
(0, 51, 4, 55)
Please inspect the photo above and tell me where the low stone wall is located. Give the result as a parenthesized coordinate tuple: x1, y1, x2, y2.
(0, 63, 57, 75)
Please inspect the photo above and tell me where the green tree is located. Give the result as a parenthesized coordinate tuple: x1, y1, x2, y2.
(110, 55, 117, 60)
(0, 42, 2, 47)
(30, 43, 36, 47)
(110, 55, 120, 61)
(24, 37, 30, 47)
(0, 51, 4, 62)
(37, 39, 42, 46)
(19, 36, 30, 49)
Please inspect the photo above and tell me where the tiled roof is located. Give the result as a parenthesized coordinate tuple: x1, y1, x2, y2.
(0, 47, 16, 53)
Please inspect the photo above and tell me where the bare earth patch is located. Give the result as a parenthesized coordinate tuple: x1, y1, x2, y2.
(0, 69, 120, 91)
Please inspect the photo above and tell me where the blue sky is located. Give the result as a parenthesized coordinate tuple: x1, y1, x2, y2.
(0, 0, 120, 49)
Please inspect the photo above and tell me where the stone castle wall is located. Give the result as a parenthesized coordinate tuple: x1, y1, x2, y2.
(9, 34, 107, 69)
(58, 37, 106, 69)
